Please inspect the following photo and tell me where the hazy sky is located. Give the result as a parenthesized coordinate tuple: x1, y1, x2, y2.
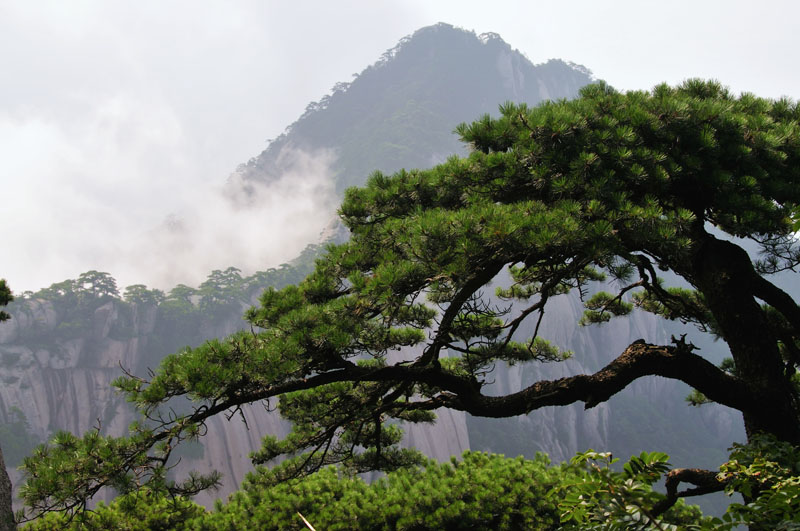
(3, 0, 799, 293)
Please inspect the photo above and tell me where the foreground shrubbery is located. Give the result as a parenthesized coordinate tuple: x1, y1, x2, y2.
(24, 489, 204, 531)
(27, 451, 706, 530)
(203, 452, 573, 530)
(27, 441, 800, 529)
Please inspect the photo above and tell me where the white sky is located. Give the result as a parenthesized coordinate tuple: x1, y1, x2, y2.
(2, 0, 799, 293)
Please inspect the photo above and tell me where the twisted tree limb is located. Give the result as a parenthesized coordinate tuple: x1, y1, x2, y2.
(432, 340, 761, 419)
(652, 468, 727, 516)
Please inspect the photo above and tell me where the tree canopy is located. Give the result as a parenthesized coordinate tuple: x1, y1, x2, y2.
(17, 80, 800, 522)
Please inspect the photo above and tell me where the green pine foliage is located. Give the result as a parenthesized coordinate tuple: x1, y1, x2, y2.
(21, 444, 800, 529)
(123, 285, 166, 306)
(204, 452, 571, 530)
(24, 451, 706, 530)
(25, 489, 205, 531)
(203, 453, 563, 529)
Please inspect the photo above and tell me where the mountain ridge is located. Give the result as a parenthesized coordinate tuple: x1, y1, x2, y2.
(230, 22, 593, 195)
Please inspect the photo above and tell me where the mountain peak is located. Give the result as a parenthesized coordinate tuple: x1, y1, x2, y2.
(231, 24, 594, 193)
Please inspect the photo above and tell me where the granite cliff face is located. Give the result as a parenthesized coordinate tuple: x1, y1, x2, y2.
(0, 281, 742, 510)
(0, 298, 152, 438)
(0, 298, 151, 500)
(0, 292, 472, 507)
(466, 289, 744, 469)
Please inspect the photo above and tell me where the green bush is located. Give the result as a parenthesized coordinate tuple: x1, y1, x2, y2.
(24, 451, 709, 530)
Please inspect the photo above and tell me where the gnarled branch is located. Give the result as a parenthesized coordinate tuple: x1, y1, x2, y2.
(434, 340, 759, 419)
(652, 467, 727, 516)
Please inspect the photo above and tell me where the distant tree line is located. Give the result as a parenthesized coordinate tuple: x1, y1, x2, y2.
(4, 245, 322, 361)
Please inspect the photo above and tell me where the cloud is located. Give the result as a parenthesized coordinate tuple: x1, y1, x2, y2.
(125, 147, 339, 290)
(7, 1, 798, 295)
(0, 1, 417, 294)
(2, 96, 338, 293)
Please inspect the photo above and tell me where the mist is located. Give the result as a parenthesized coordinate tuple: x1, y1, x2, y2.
(129, 147, 339, 291)
(4, 1, 799, 293)
(0, 1, 415, 294)
(2, 97, 338, 292)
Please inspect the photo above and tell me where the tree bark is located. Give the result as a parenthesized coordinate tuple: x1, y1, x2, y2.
(688, 232, 800, 443)
(176, 339, 764, 434)
(652, 467, 727, 516)
(429, 340, 770, 420)
(0, 446, 15, 530)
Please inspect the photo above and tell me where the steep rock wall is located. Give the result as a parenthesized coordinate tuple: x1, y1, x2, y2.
(0, 296, 470, 508)
(467, 289, 744, 472)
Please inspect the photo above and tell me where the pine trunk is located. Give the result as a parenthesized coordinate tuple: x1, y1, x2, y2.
(0, 446, 14, 530)
(691, 233, 800, 443)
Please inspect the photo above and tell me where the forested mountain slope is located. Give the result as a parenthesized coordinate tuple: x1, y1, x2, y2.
(231, 23, 591, 194)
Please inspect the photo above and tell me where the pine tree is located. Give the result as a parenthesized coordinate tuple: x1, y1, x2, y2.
(75, 270, 119, 300)
(18, 80, 800, 520)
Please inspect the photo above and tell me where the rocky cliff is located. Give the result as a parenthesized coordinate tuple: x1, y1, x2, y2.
(466, 289, 744, 469)
(0, 274, 743, 513)
(0, 284, 472, 508)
